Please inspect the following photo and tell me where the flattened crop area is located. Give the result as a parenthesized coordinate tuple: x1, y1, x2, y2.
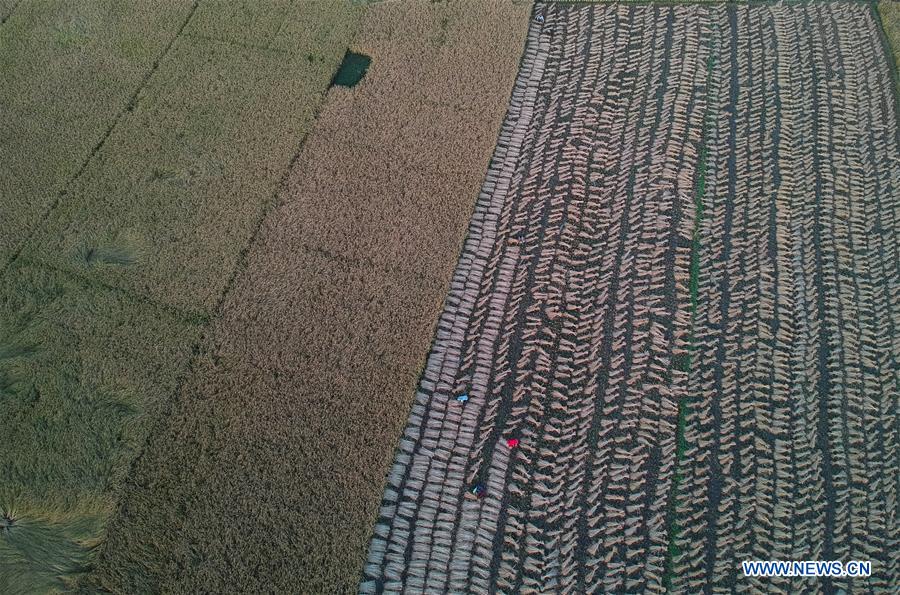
(363, 2, 899, 593)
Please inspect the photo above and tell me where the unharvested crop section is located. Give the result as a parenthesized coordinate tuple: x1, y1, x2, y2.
(0, 0, 195, 263)
(1, 1, 363, 590)
(880, 0, 900, 88)
(20, 2, 360, 314)
(90, 1, 530, 592)
(0, 0, 20, 23)
(364, 1, 899, 593)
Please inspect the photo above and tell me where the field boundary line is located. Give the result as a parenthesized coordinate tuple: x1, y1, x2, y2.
(295, 242, 438, 287)
(183, 31, 291, 56)
(0, 1, 200, 277)
(207, 88, 354, 324)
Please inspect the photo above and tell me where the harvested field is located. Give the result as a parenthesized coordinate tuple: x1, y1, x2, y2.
(20, 2, 360, 314)
(0, 0, 194, 263)
(363, 2, 900, 593)
(89, 1, 530, 592)
(674, 2, 899, 592)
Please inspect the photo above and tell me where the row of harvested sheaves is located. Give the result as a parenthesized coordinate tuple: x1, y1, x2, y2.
(674, 2, 898, 593)
(362, 1, 898, 593)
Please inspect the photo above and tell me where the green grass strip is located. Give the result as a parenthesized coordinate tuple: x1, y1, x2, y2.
(663, 51, 714, 591)
(873, 0, 900, 112)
